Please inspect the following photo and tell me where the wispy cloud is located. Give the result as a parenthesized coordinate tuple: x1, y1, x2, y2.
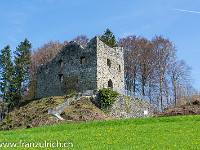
(174, 9, 200, 14)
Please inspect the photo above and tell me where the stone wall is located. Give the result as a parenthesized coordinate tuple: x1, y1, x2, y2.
(96, 38, 124, 92)
(36, 37, 124, 98)
(36, 38, 98, 98)
(109, 94, 153, 119)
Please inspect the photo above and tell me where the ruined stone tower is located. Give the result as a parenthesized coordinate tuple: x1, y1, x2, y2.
(36, 37, 124, 98)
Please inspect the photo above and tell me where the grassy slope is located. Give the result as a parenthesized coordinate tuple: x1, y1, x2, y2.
(0, 115, 200, 149)
(0, 96, 110, 130)
(0, 96, 68, 130)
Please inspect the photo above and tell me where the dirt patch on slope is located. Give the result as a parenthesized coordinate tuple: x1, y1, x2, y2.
(154, 100, 200, 117)
(60, 97, 112, 122)
(0, 96, 68, 130)
(0, 96, 112, 131)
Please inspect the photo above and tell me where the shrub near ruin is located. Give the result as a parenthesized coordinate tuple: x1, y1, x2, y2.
(98, 88, 119, 112)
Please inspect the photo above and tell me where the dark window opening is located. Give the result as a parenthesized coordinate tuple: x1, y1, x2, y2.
(119, 65, 121, 72)
(80, 56, 85, 65)
(108, 79, 113, 89)
(107, 59, 111, 68)
(59, 74, 63, 83)
(59, 60, 63, 69)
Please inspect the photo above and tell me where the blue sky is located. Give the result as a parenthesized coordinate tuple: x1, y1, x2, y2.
(0, 0, 200, 91)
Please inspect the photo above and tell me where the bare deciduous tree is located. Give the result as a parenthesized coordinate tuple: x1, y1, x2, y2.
(119, 34, 196, 112)
(119, 35, 139, 92)
(72, 35, 89, 48)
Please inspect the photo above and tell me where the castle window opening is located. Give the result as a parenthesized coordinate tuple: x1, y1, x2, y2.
(59, 60, 63, 69)
(108, 79, 113, 89)
(59, 74, 63, 83)
(80, 56, 85, 65)
(107, 59, 111, 68)
(119, 65, 121, 72)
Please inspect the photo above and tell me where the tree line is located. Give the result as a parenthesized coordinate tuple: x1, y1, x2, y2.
(118, 35, 197, 111)
(101, 29, 197, 112)
(0, 29, 198, 119)
(0, 39, 31, 119)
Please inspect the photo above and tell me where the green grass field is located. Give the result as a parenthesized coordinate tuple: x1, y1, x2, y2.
(0, 115, 200, 149)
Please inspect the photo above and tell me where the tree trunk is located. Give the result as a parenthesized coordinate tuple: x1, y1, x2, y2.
(133, 66, 136, 93)
(160, 74, 163, 112)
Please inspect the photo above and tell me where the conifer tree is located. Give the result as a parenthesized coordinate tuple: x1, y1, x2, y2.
(0, 45, 15, 118)
(100, 29, 118, 47)
(13, 38, 31, 106)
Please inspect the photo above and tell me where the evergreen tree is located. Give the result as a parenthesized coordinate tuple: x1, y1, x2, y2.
(13, 38, 31, 106)
(100, 29, 118, 48)
(0, 45, 15, 118)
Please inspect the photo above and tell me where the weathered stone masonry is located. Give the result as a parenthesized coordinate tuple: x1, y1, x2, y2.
(109, 95, 153, 119)
(36, 36, 153, 118)
(36, 37, 124, 98)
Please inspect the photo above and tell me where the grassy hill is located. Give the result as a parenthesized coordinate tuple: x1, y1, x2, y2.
(0, 95, 111, 130)
(0, 115, 200, 149)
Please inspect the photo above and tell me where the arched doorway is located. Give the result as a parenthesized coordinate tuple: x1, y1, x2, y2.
(108, 79, 113, 89)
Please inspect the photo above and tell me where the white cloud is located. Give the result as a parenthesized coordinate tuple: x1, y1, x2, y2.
(174, 9, 200, 14)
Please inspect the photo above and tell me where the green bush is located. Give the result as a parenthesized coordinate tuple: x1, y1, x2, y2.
(64, 91, 77, 99)
(98, 88, 119, 112)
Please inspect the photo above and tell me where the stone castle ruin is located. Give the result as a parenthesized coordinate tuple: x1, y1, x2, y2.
(36, 36, 153, 118)
(36, 37, 124, 98)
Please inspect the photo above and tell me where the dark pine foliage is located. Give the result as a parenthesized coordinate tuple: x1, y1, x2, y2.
(13, 38, 31, 107)
(100, 29, 118, 48)
(0, 45, 15, 118)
